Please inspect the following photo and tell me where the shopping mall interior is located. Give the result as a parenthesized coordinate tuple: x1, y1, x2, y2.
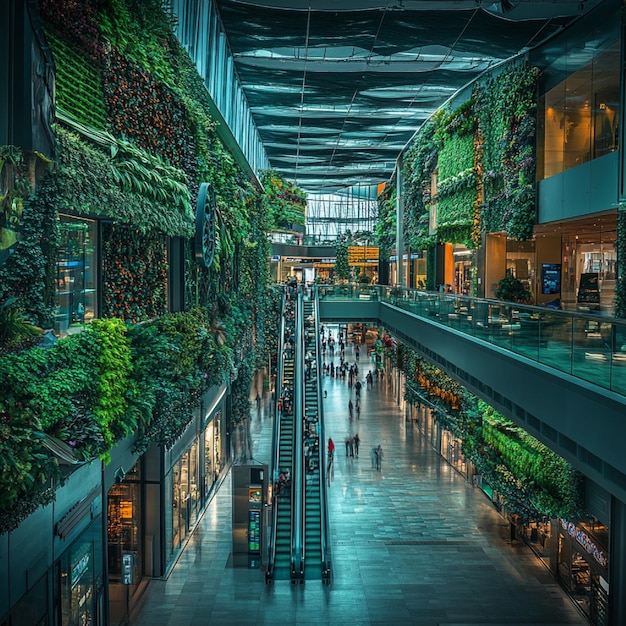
(1, 0, 626, 624)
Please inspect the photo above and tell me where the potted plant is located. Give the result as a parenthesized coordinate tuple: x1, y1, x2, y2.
(494, 274, 531, 303)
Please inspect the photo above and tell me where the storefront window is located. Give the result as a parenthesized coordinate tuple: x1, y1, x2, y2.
(58, 517, 104, 626)
(107, 461, 142, 623)
(558, 518, 609, 625)
(562, 225, 616, 313)
(55, 216, 97, 336)
(538, 39, 620, 180)
(170, 444, 200, 553)
(204, 422, 215, 496)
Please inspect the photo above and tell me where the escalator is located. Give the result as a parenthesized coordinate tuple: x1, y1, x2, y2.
(301, 297, 331, 582)
(267, 294, 297, 580)
(302, 299, 323, 578)
(267, 291, 330, 583)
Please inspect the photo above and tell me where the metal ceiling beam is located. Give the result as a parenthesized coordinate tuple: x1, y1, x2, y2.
(208, 0, 608, 196)
(224, 0, 602, 19)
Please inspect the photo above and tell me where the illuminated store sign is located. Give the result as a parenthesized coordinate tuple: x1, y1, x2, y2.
(71, 553, 90, 590)
(560, 518, 608, 569)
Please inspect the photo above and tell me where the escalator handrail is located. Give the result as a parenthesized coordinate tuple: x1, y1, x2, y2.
(291, 290, 305, 580)
(266, 289, 287, 581)
(314, 295, 332, 581)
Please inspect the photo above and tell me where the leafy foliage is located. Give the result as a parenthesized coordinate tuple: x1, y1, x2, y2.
(44, 30, 107, 129)
(399, 61, 539, 271)
(400, 345, 583, 520)
(102, 224, 169, 322)
(402, 123, 437, 252)
(0, 297, 44, 351)
(54, 125, 194, 237)
(0, 0, 278, 533)
(494, 274, 532, 303)
(481, 404, 583, 518)
(130, 307, 234, 453)
(375, 176, 397, 264)
(260, 170, 307, 229)
(475, 64, 539, 240)
(434, 110, 477, 246)
(333, 233, 351, 282)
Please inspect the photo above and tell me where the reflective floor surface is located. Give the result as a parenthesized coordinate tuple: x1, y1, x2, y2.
(131, 341, 587, 626)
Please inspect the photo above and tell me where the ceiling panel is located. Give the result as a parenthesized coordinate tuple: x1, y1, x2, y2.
(216, 0, 604, 193)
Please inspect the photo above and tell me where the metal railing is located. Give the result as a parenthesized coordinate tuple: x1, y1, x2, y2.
(316, 285, 626, 397)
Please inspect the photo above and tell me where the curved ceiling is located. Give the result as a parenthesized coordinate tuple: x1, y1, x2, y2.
(215, 0, 603, 194)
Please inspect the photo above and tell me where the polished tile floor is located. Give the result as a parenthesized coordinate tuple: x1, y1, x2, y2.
(131, 342, 587, 626)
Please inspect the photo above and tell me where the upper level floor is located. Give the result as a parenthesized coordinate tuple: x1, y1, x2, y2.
(317, 285, 626, 505)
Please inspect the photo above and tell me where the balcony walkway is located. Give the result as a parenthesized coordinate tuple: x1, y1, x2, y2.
(131, 339, 586, 625)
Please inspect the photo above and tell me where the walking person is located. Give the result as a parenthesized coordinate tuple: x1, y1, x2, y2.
(348, 398, 354, 419)
(353, 433, 360, 457)
(375, 444, 383, 470)
(327, 437, 335, 474)
(355, 379, 362, 398)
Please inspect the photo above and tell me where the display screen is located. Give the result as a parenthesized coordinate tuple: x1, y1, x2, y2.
(541, 263, 561, 295)
(248, 510, 260, 553)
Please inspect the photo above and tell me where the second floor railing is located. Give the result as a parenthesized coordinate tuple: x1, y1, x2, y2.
(316, 284, 626, 397)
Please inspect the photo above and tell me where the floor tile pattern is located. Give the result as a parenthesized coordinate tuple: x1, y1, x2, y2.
(131, 342, 587, 626)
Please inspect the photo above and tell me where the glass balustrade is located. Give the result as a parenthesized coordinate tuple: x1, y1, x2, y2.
(315, 284, 626, 396)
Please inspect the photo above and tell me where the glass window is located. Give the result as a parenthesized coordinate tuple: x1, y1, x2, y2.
(55, 216, 97, 336)
(538, 40, 620, 180)
(107, 479, 142, 587)
(60, 537, 98, 626)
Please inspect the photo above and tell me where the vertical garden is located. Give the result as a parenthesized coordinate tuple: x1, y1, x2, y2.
(397, 344, 584, 521)
(380, 61, 541, 293)
(0, 0, 300, 533)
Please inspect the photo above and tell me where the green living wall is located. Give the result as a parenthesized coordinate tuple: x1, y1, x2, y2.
(0, 0, 303, 533)
(400, 345, 584, 520)
(432, 101, 478, 247)
(397, 62, 539, 265)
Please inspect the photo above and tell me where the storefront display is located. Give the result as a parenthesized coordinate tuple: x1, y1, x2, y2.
(558, 518, 609, 626)
(171, 443, 199, 548)
(165, 402, 226, 568)
(58, 519, 104, 626)
(107, 461, 142, 624)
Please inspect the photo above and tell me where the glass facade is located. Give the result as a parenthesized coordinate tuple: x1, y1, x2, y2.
(165, 409, 224, 566)
(55, 216, 98, 336)
(57, 518, 104, 626)
(538, 39, 620, 180)
(107, 462, 142, 624)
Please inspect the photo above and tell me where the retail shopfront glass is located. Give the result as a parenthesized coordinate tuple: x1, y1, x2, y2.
(55, 215, 98, 336)
(164, 405, 225, 569)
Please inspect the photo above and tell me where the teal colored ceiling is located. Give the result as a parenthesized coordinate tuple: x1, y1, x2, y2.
(215, 0, 604, 193)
